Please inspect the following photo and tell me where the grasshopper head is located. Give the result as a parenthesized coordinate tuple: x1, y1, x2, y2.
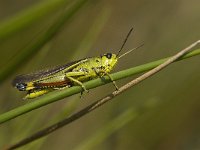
(101, 53, 118, 73)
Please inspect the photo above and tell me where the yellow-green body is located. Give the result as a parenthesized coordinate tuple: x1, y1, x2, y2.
(13, 53, 118, 99)
(13, 28, 137, 99)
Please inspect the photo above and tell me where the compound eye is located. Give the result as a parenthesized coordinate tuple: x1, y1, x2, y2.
(105, 53, 112, 59)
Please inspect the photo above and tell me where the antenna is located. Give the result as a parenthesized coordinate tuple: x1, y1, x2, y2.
(117, 27, 134, 57)
(118, 43, 144, 59)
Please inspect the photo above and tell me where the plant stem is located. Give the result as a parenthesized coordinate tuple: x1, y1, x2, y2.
(0, 47, 199, 124)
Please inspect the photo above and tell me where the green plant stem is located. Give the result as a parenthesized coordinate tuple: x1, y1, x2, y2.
(0, 48, 199, 124)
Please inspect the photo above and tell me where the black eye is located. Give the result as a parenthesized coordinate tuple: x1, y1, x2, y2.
(105, 53, 112, 59)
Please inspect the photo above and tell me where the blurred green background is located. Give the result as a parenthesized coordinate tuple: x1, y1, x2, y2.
(0, 0, 200, 149)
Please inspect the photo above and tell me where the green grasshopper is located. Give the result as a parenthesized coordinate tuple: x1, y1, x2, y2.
(12, 28, 143, 99)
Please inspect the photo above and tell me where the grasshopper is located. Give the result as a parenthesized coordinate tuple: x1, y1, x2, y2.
(12, 28, 143, 99)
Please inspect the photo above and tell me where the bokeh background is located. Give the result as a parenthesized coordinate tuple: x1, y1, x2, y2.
(0, 0, 200, 149)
